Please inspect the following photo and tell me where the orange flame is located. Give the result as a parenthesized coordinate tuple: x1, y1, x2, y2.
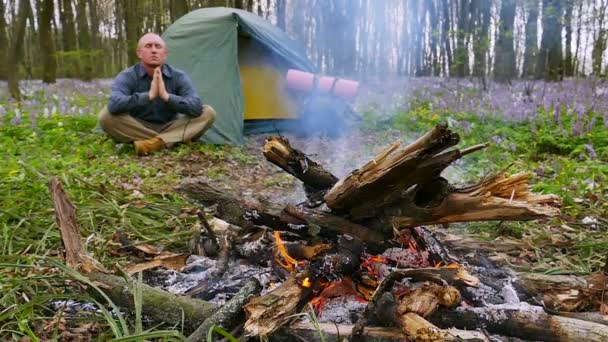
(435, 261, 460, 269)
(273, 231, 299, 272)
(408, 240, 418, 252)
(301, 277, 312, 288)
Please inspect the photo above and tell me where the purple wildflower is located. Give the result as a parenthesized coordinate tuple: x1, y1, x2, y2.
(10, 109, 22, 126)
(585, 144, 597, 159)
(572, 117, 583, 137)
(29, 111, 37, 129)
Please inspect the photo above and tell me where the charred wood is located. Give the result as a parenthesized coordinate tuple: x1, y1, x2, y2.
(263, 136, 338, 193)
(430, 305, 608, 342)
(515, 272, 607, 312)
(324, 125, 461, 217)
(244, 271, 316, 336)
(283, 204, 386, 245)
(189, 278, 261, 342)
(284, 321, 488, 342)
(389, 171, 561, 227)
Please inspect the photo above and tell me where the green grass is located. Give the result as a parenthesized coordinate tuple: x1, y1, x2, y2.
(1, 93, 607, 339)
(363, 101, 608, 274)
(0, 114, 203, 339)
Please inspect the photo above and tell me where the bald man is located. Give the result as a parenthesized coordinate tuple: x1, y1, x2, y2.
(98, 33, 216, 155)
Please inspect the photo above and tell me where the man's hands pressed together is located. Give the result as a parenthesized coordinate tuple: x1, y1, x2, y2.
(148, 67, 170, 102)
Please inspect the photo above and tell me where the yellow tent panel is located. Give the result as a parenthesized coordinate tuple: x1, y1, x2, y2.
(240, 65, 296, 120)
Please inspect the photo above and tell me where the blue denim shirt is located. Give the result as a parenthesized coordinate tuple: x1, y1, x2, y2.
(107, 63, 203, 124)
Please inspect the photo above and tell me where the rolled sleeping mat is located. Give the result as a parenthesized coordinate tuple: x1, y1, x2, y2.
(286, 69, 359, 100)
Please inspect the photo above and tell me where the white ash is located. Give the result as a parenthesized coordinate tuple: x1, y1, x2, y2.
(500, 282, 520, 304)
(148, 254, 275, 305)
(485, 302, 544, 312)
(51, 299, 101, 315)
(237, 234, 271, 259)
(466, 282, 502, 306)
(316, 296, 368, 324)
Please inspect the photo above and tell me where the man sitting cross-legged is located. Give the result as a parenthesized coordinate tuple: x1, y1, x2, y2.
(99, 33, 215, 155)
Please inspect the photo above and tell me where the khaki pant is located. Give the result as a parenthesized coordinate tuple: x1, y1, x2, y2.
(98, 105, 216, 146)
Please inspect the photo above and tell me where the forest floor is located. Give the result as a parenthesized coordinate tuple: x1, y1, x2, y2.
(0, 78, 607, 339)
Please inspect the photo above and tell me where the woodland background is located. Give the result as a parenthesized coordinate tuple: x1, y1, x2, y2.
(4, 0, 608, 99)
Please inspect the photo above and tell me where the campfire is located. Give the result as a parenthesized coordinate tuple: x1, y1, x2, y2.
(50, 124, 608, 341)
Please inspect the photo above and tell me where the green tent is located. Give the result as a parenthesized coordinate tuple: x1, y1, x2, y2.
(163, 7, 316, 144)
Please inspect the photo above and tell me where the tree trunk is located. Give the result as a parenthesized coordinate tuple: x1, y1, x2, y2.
(563, 0, 574, 77)
(75, 0, 93, 80)
(536, 0, 563, 81)
(522, 0, 539, 78)
(441, 0, 452, 75)
(472, 0, 490, 79)
(453, 0, 469, 77)
(38, 0, 57, 83)
(60, 0, 78, 77)
(592, 1, 607, 77)
(573, 0, 583, 75)
(89, 0, 101, 77)
(170, 0, 189, 22)
(7, 0, 32, 99)
(494, 0, 516, 82)
(0, 0, 8, 80)
(122, 0, 142, 66)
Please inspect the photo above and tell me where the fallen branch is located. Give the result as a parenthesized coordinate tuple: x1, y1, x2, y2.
(390, 171, 561, 227)
(49, 177, 217, 335)
(263, 136, 338, 192)
(189, 278, 262, 342)
(290, 321, 489, 342)
(244, 271, 315, 336)
(430, 304, 608, 342)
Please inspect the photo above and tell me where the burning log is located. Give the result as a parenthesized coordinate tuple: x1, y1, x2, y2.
(389, 171, 562, 227)
(177, 181, 289, 230)
(515, 272, 608, 312)
(430, 304, 608, 342)
(263, 136, 338, 195)
(283, 204, 386, 245)
(178, 181, 385, 245)
(398, 283, 461, 317)
(49, 177, 217, 335)
(243, 271, 315, 336)
(352, 266, 477, 341)
(260, 124, 560, 231)
(189, 278, 261, 342)
(289, 321, 489, 342)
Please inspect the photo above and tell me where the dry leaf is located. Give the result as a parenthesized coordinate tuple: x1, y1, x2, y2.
(134, 244, 161, 255)
(454, 268, 480, 287)
(125, 253, 187, 275)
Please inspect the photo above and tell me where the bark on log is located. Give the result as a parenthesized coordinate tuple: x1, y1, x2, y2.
(49, 178, 107, 273)
(178, 181, 387, 244)
(324, 124, 460, 217)
(49, 177, 217, 335)
(88, 272, 216, 335)
(189, 278, 262, 342)
(389, 171, 561, 227)
(430, 304, 608, 342)
(515, 272, 607, 312)
(177, 180, 290, 229)
(263, 136, 338, 192)
(283, 204, 386, 245)
(284, 321, 488, 342)
(400, 312, 449, 341)
(398, 283, 461, 317)
(244, 271, 315, 336)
